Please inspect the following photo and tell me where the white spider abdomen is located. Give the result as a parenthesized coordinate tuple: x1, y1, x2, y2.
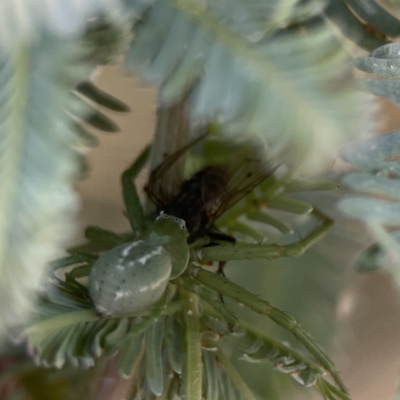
(89, 240, 172, 317)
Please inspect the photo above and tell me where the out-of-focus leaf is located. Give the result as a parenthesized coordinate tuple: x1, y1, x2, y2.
(344, 0, 400, 37)
(83, 15, 133, 65)
(83, 108, 120, 132)
(338, 197, 400, 225)
(0, 38, 92, 339)
(125, 0, 366, 172)
(0, 0, 121, 51)
(324, 0, 389, 51)
(355, 229, 400, 272)
(364, 79, 400, 107)
(76, 81, 130, 112)
(355, 58, 400, 77)
(340, 130, 400, 174)
(339, 122, 400, 288)
(74, 124, 100, 148)
(342, 173, 400, 200)
(371, 42, 400, 59)
(355, 41, 400, 105)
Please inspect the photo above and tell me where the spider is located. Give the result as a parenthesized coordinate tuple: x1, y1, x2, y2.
(18, 135, 350, 400)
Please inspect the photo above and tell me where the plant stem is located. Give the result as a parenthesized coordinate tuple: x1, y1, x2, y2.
(180, 288, 203, 400)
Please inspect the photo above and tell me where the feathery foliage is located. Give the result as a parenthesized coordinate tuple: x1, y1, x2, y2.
(339, 41, 400, 283)
(1, 0, 400, 399)
(124, 0, 365, 172)
(0, 39, 91, 338)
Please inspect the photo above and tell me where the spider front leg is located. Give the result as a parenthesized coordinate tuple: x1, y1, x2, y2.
(199, 210, 334, 262)
(68, 146, 151, 255)
(121, 144, 151, 232)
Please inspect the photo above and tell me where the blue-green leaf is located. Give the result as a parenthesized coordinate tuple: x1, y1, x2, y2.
(344, 0, 400, 37)
(338, 197, 400, 225)
(0, 1, 118, 51)
(145, 318, 165, 396)
(0, 39, 91, 338)
(126, 0, 366, 172)
(165, 315, 183, 374)
(324, 0, 389, 51)
(117, 334, 144, 378)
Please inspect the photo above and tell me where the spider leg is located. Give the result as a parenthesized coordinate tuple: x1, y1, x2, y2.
(217, 261, 227, 277)
(45, 254, 98, 299)
(192, 268, 349, 395)
(121, 145, 151, 232)
(65, 265, 92, 295)
(84, 226, 127, 247)
(207, 231, 236, 245)
(68, 229, 136, 254)
(49, 254, 98, 270)
(204, 231, 233, 304)
(199, 210, 334, 262)
(179, 276, 238, 330)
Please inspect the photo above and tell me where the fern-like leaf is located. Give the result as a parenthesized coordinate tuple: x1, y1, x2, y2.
(338, 38, 400, 277)
(0, 39, 96, 338)
(124, 0, 365, 172)
(0, 1, 122, 51)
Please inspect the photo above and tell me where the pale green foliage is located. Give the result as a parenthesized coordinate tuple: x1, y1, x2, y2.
(0, 0, 123, 51)
(0, 39, 92, 338)
(124, 0, 366, 172)
(339, 42, 400, 279)
(1, 1, 400, 399)
(0, 22, 131, 340)
(324, 0, 398, 51)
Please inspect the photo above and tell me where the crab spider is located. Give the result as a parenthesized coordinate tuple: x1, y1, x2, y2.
(32, 137, 349, 400)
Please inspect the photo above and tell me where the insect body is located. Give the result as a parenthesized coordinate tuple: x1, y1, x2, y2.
(147, 139, 277, 243)
(89, 138, 275, 317)
(162, 166, 229, 242)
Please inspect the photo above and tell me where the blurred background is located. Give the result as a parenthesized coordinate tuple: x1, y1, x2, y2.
(76, 65, 400, 400)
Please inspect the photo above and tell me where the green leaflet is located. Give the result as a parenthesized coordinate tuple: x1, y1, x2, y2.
(117, 334, 145, 379)
(203, 350, 219, 400)
(218, 367, 243, 400)
(165, 315, 184, 374)
(76, 81, 130, 112)
(145, 318, 165, 396)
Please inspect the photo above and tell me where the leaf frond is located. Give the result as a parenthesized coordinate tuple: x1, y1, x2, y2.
(124, 0, 365, 172)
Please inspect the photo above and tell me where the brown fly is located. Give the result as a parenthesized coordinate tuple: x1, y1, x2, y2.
(146, 135, 278, 243)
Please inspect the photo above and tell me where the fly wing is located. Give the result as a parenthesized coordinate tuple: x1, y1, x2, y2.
(205, 147, 278, 222)
(146, 133, 208, 209)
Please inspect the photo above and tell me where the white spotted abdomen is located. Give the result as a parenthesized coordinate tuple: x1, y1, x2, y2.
(89, 240, 172, 317)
